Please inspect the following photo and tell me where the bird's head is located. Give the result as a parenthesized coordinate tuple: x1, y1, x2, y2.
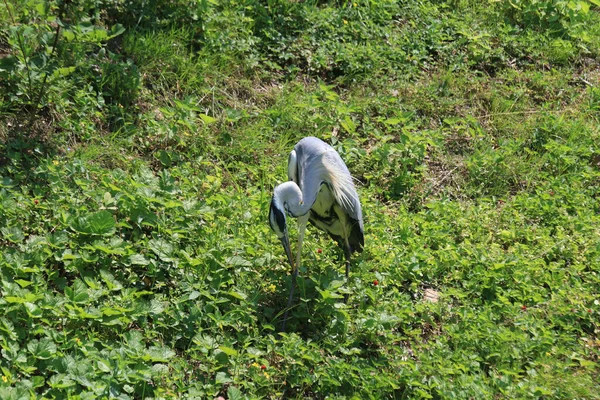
(268, 196, 287, 240)
(269, 182, 302, 270)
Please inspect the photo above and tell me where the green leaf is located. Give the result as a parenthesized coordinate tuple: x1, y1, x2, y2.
(384, 117, 402, 125)
(227, 386, 243, 400)
(5, 292, 41, 303)
(99, 269, 123, 291)
(108, 24, 126, 39)
(97, 360, 112, 373)
(129, 254, 150, 265)
(149, 299, 165, 314)
(2, 227, 24, 243)
(144, 346, 175, 362)
(62, 30, 75, 42)
(340, 115, 356, 134)
(48, 374, 76, 389)
(102, 305, 132, 316)
(66, 280, 90, 303)
(578, 359, 597, 368)
(70, 210, 116, 235)
(35, 1, 48, 16)
(149, 238, 174, 261)
(24, 302, 42, 318)
(199, 113, 217, 124)
(52, 67, 76, 78)
(215, 372, 232, 384)
(27, 338, 57, 359)
(246, 347, 265, 357)
(15, 279, 33, 288)
(0, 318, 17, 340)
(225, 255, 252, 267)
(218, 346, 238, 356)
(226, 291, 247, 300)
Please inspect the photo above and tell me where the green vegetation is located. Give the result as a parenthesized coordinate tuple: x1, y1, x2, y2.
(1, 0, 599, 398)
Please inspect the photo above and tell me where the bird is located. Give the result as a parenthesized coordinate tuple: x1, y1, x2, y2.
(268, 136, 364, 330)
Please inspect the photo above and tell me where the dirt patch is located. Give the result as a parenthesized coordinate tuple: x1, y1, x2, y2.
(423, 153, 468, 199)
(423, 288, 440, 303)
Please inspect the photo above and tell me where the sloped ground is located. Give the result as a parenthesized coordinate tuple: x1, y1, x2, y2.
(0, 0, 599, 398)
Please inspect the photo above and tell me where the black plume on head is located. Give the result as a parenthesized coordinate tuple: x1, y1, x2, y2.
(269, 198, 286, 234)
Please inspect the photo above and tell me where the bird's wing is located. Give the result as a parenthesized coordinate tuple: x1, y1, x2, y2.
(295, 137, 364, 252)
(321, 150, 363, 225)
(321, 150, 364, 253)
(294, 136, 364, 224)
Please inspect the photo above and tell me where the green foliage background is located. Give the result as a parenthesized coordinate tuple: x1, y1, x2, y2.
(1, 0, 599, 398)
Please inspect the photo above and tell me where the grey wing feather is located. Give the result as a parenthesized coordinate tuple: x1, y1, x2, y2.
(296, 137, 364, 253)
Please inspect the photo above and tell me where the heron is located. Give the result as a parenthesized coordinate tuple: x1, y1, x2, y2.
(268, 136, 364, 330)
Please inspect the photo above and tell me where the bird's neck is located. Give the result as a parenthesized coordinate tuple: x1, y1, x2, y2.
(273, 181, 312, 217)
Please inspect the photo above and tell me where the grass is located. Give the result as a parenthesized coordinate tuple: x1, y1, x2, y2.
(1, 0, 599, 398)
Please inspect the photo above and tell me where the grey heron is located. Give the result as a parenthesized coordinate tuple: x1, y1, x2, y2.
(268, 136, 364, 330)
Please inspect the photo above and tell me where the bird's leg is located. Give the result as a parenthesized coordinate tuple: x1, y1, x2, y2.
(281, 267, 297, 332)
(281, 214, 309, 332)
(343, 238, 352, 303)
(343, 239, 352, 280)
(295, 214, 309, 273)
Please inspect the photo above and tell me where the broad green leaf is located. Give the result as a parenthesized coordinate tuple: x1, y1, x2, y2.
(31, 376, 44, 388)
(15, 279, 33, 288)
(96, 360, 111, 373)
(218, 346, 238, 356)
(215, 371, 232, 384)
(199, 113, 217, 124)
(226, 290, 247, 300)
(108, 24, 126, 38)
(5, 293, 41, 303)
(188, 290, 201, 300)
(102, 306, 131, 316)
(340, 115, 356, 134)
(65, 280, 90, 303)
(27, 338, 57, 359)
(52, 67, 76, 78)
(70, 211, 115, 235)
(149, 238, 174, 261)
(0, 318, 17, 340)
(87, 28, 109, 42)
(2, 227, 24, 243)
(48, 374, 76, 389)
(24, 302, 42, 318)
(144, 346, 175, 362)
(62, 30, 75, 42)
(35, 1, 48, 16)
(151, 364, 169, 375)
(76, 307, 102, 319)
(82, 276, 101, 289)
(129, 254, 150, 265)
(149, 299, 165, 314)
(225, 255, 251, 267)
(88, 240, 125, 255)
(246, 347, 265, 357)
(227, 386, 243, 400)
(99, 269, 123, 291)
(384, 117, 403, 125)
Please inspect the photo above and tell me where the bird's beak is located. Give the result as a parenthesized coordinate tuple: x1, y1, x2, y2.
(280, 234, 295, 272)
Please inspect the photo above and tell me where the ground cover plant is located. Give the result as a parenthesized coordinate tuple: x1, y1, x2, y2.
(1, 0, 599, 398)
